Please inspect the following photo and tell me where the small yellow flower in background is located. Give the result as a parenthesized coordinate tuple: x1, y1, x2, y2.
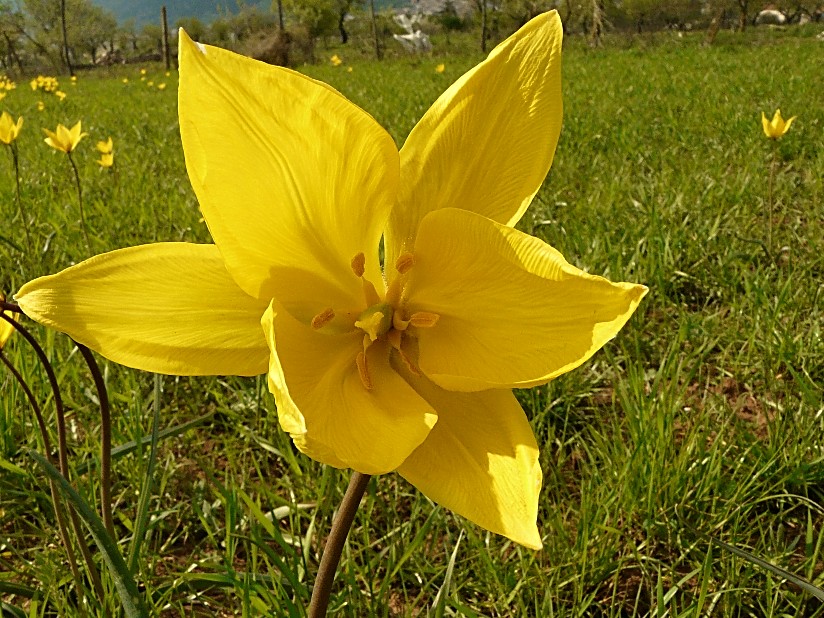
(157, 83, 167, 90)
(31, 75, 59, 93)
(55, 90, 67, 101)
(37, 101, 45, 111)
(70, 75, 77, 82)
(16, 14, 647, 550)
(96, 136, 113, 154)
(140, 68, 147, 75)
(330, 54, 343, 66)
(0, 75, 16, 90)
(43, 121, 87, 153)
(147, 81, 154, 87)
(762, 109, 796, 139)
(347, 66, 353, 73)
(165, 71, 171, 77)
(0, 112, 23, 144)
(140, 76, 146, 81)
(435, 63, 445, 73)
(0, 297, 19, 350)
(122, 77, 129, 84)
(96, 137, 114, 167)
(97, 152, 114, 168)
(0, 92, 5, 101)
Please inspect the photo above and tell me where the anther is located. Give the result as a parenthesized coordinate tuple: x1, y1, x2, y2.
(311, 308, 335, 329)
(351, 252, 366, 278)
(409, 312, 440, 328)
(356, 351, 372, 390)
(395, 252, 415, 274)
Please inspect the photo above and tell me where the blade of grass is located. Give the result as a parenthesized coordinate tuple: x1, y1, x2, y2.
(27, 449, 149, 617)
(127, 373, 162, 575)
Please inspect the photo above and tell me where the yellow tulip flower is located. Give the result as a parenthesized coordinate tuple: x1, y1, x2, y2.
(157, 83, 167, 90)
(435, 63, 445, 73)
(97, 152, 114, 168)
(330, 54, 343, 66)
(16, 13, 646, 548)
(761, 109, 796, 139)
(36, 101, 45, 112)
(0, 112, 23, 145)
(43, 121, 87, 153)
(0, 308, 18, 350)
(96, 136, 113, 154)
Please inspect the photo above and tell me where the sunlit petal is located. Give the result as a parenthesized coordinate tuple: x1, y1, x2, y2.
(262, 301, 437, 474)
(387, 11, 563, 264)
(16, 243, 269, 376)
(406, 208, 648, 391)
(396, 365, 542, 549)
(178, 31, 398, 316)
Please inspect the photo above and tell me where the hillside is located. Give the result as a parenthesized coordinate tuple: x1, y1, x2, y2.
(90, 0, 270, 27)
(91, 0, 409, 27)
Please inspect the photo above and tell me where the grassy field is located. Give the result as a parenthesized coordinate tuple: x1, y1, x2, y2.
(1, 22, 823, 617)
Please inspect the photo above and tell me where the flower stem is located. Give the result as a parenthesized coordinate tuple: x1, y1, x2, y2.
(1, 310, 105, 600)
(67, 151, 91, 254)
(8, 144, 32, 250)
(74, 341, 115, 539)
(767, 143, 777, 258)
(308, 471, 371, 617)
(0, 346, 83, 595)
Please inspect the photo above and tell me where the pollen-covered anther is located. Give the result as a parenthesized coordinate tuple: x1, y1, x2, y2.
(310, 307, 335, 329)
(350, 252, 366, 278)
(409, 311, 440, 328)
(356, 350, 372, 390)
(395, 252, 416, 274)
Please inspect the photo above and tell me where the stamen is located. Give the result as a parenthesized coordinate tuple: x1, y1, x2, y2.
(356, 351, 372, 390)
(351, 252, 366, 278)
(398, 347, 421, 376)
(387, 329, 403, 351)
(395, 252, 415, 274)
(311, 308, 335, 329)
(392, 311, 410, 331)
(409, 312, 440, 328)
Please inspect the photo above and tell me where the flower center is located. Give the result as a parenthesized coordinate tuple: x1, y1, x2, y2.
(310, 250, 440, 391)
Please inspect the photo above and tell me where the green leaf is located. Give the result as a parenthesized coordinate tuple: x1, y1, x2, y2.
(710, 536, 824, 601)
(27, 450, 149, 617)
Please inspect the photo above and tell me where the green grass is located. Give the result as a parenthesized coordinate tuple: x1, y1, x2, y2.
(1, 23, 823, 616)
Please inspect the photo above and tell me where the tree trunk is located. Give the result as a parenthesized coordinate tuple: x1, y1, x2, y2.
(276, 0, 284, 31)
(59, 0, 73, 76)
(589, 0, 603, 47)
(369, 0, 381, 59)
(737, 0, 748, 31)
(161, 6, 171, 70)
(338, 11, 348, 44)
(480, 0, 487, 52)
(705, 4, 724, 45)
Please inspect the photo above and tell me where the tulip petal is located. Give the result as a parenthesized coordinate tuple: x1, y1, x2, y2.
(178, 31, 398, 318)
(387, 11, 563, 265)
(15, 243, 270, 376)
(262, 300, 437, 475)
(396, 366, 542, 549)
(406, 208, 648, 391)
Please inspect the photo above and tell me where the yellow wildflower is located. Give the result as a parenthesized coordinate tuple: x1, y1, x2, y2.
(96, 137, 113, 154)
(37, 101, 45, 112)
(15, 13, 646, 549)
(157, 83, 167, 90)
(0, 298, 18, 350)
(55, 90, 67, 101)
(761, 109, 796, 139)
(140, 68, 147, 75)
(435, 63, 445, 73)
(97, 152, 114, 168)
(43, 121, 87, 153)
(122, 78, 129, 84)
(0, 112, 23, 144)
(330, 54, 343, 66)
